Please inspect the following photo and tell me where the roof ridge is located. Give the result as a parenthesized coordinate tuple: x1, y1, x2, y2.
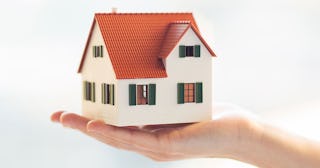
(171, 20, 191, 24)
(95, 12, 193, 15)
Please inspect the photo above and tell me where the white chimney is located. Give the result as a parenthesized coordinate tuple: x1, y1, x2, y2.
(111, 7, 117, 13)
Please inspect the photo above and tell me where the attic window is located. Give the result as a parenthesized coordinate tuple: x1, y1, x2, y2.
(186, 46, 194, 57)
(179, 45, 201, 58)
(93, 45, 103, 57)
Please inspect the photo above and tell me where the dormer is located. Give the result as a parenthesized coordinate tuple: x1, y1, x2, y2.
(158, 21, 215, 69)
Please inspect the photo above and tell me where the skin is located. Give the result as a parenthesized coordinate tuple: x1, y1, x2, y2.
(51, 108, 320, 167)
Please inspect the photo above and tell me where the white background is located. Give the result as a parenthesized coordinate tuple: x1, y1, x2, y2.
(0, 0, 319, 167)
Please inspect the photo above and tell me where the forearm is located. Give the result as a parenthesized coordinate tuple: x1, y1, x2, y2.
(229, 121, 320, 167)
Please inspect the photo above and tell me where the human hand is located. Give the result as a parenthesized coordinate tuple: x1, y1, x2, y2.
(51, 104, 259, 161)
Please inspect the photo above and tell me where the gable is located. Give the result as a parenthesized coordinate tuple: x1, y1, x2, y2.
(158, 22, 216, 59)
(80, 21, 117, 80)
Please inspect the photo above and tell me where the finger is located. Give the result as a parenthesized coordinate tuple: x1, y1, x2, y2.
(50, 111, 64, 123)
(58, 114, 138, 151)
(55, 113, 180, 159)
(87, 120, 165, 152)
(58, 113, 132, 148)
(58, 114, 187, 160)
(60, 113, 90, 131)
(87, 131, 182, 161)
(86, 121, 188, 161)
(58, 114, 143, 151)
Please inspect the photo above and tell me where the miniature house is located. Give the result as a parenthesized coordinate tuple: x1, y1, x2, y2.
(78, 12, 216, 126)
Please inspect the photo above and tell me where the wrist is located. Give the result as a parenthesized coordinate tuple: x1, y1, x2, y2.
(221, 118, 264, 163)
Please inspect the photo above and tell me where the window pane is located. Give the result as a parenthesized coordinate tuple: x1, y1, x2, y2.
(137, 85, 148, 105)
(190, 96, 194, 102)
(137, 85, 142, 98)
(186, 46, 194, 57)
(143, 85, 147, 98)
(189, 90, 194, 96)
(106, 84, 109, 104)
(184, 90, 188, 96)
(189, 83, 194, 89)
(183, 83, 195, 103)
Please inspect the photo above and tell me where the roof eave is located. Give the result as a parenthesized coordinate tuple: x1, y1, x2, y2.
(77, 17, 97, 73)
(189, 25, 216, 57)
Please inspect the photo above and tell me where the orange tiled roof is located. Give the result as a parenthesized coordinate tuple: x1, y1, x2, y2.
(78, 13, 215, 79)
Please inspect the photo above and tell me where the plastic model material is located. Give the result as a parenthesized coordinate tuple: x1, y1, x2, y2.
(78, 11, 216, 126)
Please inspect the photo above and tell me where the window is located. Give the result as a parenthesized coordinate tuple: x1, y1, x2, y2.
(185, 46, 194, 57)
(84, 81, 95, 102)
(101, 83, 115, 105)
(184, 83, 195, 103)
(137, 85, 148, 105)
(177, 82, 203, 104)
(129, 84, 156, 106)
(179, 45, 201, 57)
(93, 45, 103, 57)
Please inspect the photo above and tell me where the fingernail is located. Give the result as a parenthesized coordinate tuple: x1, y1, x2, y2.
(50, 111, 64, 123)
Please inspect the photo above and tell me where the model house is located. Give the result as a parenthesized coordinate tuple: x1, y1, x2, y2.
(78, 12, 216, 126)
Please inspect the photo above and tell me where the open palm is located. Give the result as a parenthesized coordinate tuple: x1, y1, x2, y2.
(51, 104, 255, 161)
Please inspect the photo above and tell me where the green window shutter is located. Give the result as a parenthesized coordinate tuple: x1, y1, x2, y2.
(108, 84, 112, 105)
(83, 81, 86, 100)
(196, 82, 203, 103)
(111, 84, 115, 105)
(195, 45, 201, 57)
(129, 84, 136, 106)
(87, 82, 91, 101)
(100, 45, 103, 57)
(105, 84, 110, 104)
(95, 46, 97, 57)
(148, 84, 156, 105)
(102, 83, 107, 104)
(106, 84, 109, 104)
(92, 82, 96, 102)
(101, 83, 104, 104)
(84, 81, 89, 101)
(177, 83, 184, 104)
(93, 46, 95, 57)
(179, 45, 186, 58)
(97, 46, 99, 57)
